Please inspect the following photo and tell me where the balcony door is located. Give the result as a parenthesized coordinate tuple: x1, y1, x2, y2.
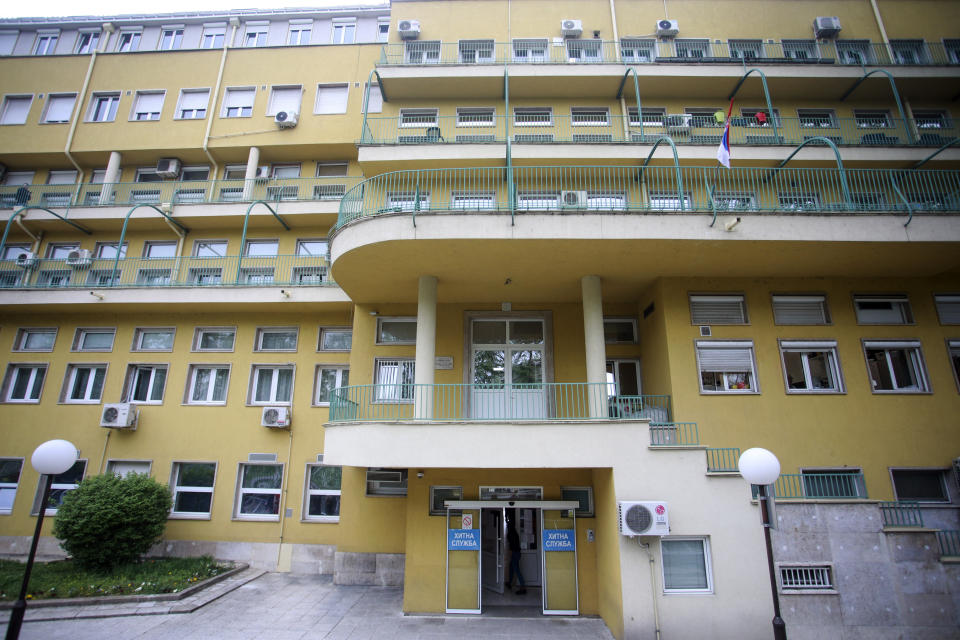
(470, 318, 546, 420)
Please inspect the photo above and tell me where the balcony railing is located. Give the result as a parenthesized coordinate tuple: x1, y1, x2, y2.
(0, 176, 360, 209)
(0, 254, 333, 290)
(362, 114, 958, 147)
(337, 165, 960, 227)
(378, 40, 960, 67)
(751, 472, 869, 500)
(879, 501, 925, 527)
(649, 422, 699, 446)
(706, 447, 741, 472)
(936, 530, 960, 557)
(328, 383, 671, 423)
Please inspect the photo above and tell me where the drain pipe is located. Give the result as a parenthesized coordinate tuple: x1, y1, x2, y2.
(64, 23, 110, 190)
(275, 425, 296, 571)
(638, 541, 662, 640)
(609, 0, 630, 137)
(14, 215, 43, 252)
(202, 18, 237, 198)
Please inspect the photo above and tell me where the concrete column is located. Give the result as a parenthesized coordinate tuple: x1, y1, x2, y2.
(581, 275, 607, 417)
(242, 146, 261, 200)
(414, 275, 438, 420)
(100, 151, 122, 205)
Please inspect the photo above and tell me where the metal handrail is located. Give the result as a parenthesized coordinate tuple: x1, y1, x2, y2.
(0, 206, 93, 259)
(112, 204, 190, 286)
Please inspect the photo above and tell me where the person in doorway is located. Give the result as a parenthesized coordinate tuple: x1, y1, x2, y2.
(506, 514, 526, 595)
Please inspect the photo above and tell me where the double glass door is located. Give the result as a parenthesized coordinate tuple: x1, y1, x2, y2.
(471, 319, 545, 419)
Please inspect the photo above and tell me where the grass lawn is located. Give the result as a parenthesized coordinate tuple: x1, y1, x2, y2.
(0, 556, 231, 601)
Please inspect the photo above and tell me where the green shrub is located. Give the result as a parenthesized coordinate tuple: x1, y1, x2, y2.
(52, 473, 172, 572)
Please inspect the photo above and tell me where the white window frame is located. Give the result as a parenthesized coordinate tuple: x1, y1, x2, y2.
(458, 39, 494, 64)
(314, 365, 349, 406)
(13, 328, 57, 352)
(365, 83, 382, 113)
(87, 92, 120, 122)
(649, 191, 691, 211)
(513, 107, 552, 126)
(661, 537, 713, 593)
(689, 294, 748, 325)
(399, 108, 438, 128)
(948, 339, 960, 393)
(193, 239, 228, 257)
(387, 191, 431, 211)
(853, 295, 914, 325)
(158, 26, 184, 51)
(61, 363, 107, 404)
(106, 460, 151, 477)
(891, 468, 950, 503)
(244, 239, 280, 257)
(303, 463, 342, 521)
(456, 107, 496, 127)
(192, 327, 236, 352)
(288, 20, 313, 46)
(267, 85, 302, 117)
(248, 365, 295, 405)
(234, 463, 284, 520)
(3, 364, 47, 403)
(452, 191, 496, 210)
(115, 29, 142, 52)
(621, 38, 655, 63)
(405, 40, 440, 64)
(0, 457, 24, 515)
(319, 327, 352, 352)
(512, 38, 547, 62)
(696, 340, 759, 394)
(377, 19, 389, 43)
(200, 24, 226, 49)
(175, 88, 209, 120)
(132, 327, 175, 351)
(314, 83, 349, 115)
(143, 240, 177, 258)
(242, 22, 269, 48)
(603, 317, 637, 344)
(75, 30, 101, 54)
(376, 317, 417, 345)
(0, 95, 32, 125)
(254, 327, 298, 352)
(185, 364, 230, 405)
(130, 90, 165, 121)
(330, 19, 357, 44)
(779, 340, 844, 394)
(170, 461, 217, 519)
(862, 340, 930, 393)
(570, 107, 610, 127)
(771, 295, 830, 325)
(33, 459, 86, 516)
(429, 485, 463, 516)
(42, 93, 77, 124)
(221, 87, 255, 118)
(124, 364, 168, 404)
(33, 30, 59, 55)
(373, 358, 415, 403)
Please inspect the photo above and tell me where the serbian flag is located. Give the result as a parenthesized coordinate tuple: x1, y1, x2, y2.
(716, 97, 735, 168)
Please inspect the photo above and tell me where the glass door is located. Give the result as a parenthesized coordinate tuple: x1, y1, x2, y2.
(446, 508, 481, 613)
(471, 319, 545, 419)
(540, 509, 578, 615)
(480, 508, 505, 594)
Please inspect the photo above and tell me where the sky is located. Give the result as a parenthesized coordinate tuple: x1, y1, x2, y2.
(1, 0, 387, 20)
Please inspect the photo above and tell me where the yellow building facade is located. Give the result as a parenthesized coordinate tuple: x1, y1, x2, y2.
(1, 1, 959, 637)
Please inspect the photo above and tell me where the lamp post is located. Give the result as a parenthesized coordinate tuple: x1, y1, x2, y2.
(5, 439, 78, 640)
(738, 447, 787, 640)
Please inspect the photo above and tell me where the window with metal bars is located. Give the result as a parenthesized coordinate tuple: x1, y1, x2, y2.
(779, 565, 834, 591)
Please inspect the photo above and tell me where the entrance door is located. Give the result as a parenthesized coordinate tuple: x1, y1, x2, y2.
(471, 319, 546, 419)
(480, 508, 505, 594)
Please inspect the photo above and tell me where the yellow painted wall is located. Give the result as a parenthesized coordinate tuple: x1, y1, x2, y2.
(592, 467, 623, 640)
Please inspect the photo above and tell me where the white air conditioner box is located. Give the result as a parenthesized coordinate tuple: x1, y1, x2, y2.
(656, 19, 679, 37)
(561, 19, 583, 38)
(15, 252, 37, 269)
(275, 111, 298, 128)
(156, 158, 181, 179)
(66, 249, 92, 268)
(618, 500, 670, 536)
(255, 166, 271, 181)
(261, 406, 291, 428)
(813, 16, 842, 39)
(561, 190, 587, 208)
(398, 19, 421, 40)
(101, 402, 138, 429)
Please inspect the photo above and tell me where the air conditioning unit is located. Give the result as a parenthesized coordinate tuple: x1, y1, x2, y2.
(101, 402, 138, 429)
(66, 249, 92, 268)
(561, 190, 587, 208)
(255, 166, 270, 181)
(155, 158, 181, 179)
(656, 19, 679, 37)
(618, 500, 670, 536)
(261, 406, 291, 428)
(15, 252, 37, 269)
(398, 19, 420, 40)
(275, 111, 298, 128)
(561, 19, 583, 38)
(813, 16, 842, 39)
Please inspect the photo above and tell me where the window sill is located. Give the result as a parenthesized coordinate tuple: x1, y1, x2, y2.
(168, 513, 212, 520)
(302, 517, 340, 523)
(780, 589, 838, 596)
(232, 515, 280, 522)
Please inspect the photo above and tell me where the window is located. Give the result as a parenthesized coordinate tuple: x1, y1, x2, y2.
(69, 328, 114, 353)
(0, 458, 23, 514)
(374, 359, 415, 402)
(387, 191, 431, 211)
(365, 83, 382, 113)
(92, 241, 124, 259)
(675, 39, 710, 59)
(319, 327, 351, 351)
(571, 107, 609, 126)
(0, 95, 31, 125)
(604, 318, 636, 343)
(143, 241, 177, 258)
(629, 107, 666, 127)
(62, 364, 106, 403)
(399, 108, 438, 127)
(40, 94, 76, 124)
(296, 239, 329, 257)
(696, 341, 758, 393)
(34, 460, 85, 515)
(222, 87, 254, 118)
(244, 239, 279, 257)
(175, 89, 208, 120)
(159, 27, 183, 50)
(459, 39, 494, 63)
(891, 39, 927, 65)
(782, 39, 817, 60)
(772, 295, 830, 325)
(106, 460, 150, 477)
(800, 469, 865, 498)
(186, 365, 230, 404)
(136, 268, 171, 285)
(131, 91, 164, 121)
(452, 192, 496, 209)
(607, 359, 641, 397)
(711, 191, 756, 211)
(837, 40, 872, 65)
(88, 92, 120, 122)
(366, 468, 408, 496)
(517, 192, 559, 210)
(125, 364, 168, 403)
(689, 294, 747, 324)
(377, 20, 389, 43)
(936, 295, 960, 325)
(243, 23, 268, 48)
(201, 25, 225, 49)
(778, 192, 820, 211)
(170, 462, 216, 517)
(331, 19, 356, 44)
(661, 538, 712, 593)
(514, 107, 552, 126)
(13, 328, 57, 351)
(947, 39, 960, 64)
(3, 364, 47, 403)
(729, 39, 763, 60)
(429, 486, 463, 516)
(115, 30, 141, 52)
(235, 463, 283, 519)
(797, 109, 836, 128)
(566, 39, 601, 62)
(891, 469, 948, 502)
(740, 108, 780, 127)
(75, 31, 100, 53)
(853, 295, 913, 324)
(250, 365, 294, 404)
(193, 327, 235, 351)
(132, 327, 174, 351)
(192, 240, 227, 258)
(405, 40, 440, 64)
(457, 107, 495, 127)
(268, 85, 301, 116)
(621, 38, 655, 62)
(0, 31, 16, 56)
(779, 565, 835, 592)
(315, 84, 348, 114)
(2, 244, 31, 261)
(561, 486, 594, 517)
(33, 31, 59, 55)
(863, 340, 929, 393)
(512, 38, 547, 62)
(780, 341, 843, 393)
(648, 192, 691, 211)
(377, 318, 417, 344)
(854, 110, 891, 129)
(288, 21, 312, 45)
(304, 464, 342, 520)
(315, 366, 349, 405)
(255, 327, 298, 351)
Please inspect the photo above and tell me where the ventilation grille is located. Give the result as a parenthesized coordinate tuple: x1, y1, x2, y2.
(249, 453, 278, 462)
(780, 565, 833, 590)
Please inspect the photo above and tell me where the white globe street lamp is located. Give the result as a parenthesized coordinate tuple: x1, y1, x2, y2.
(738, 447, 787, 640)
(6, 440, 79, 640)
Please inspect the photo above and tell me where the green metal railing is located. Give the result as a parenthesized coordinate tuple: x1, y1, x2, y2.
(751, 472, 868, 500)
(328, 383, 671, 423)
(706, 447, 741, 472)
(0, 254, 333, 289)
(378, 40, 960, 67)
(936, 530, 960, 557)
(336, 165, 960, 228)
(879, 501, 925, 527)
(649, 422, 699, 446)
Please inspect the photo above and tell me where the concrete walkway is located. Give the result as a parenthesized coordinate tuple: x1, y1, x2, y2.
(2, 572, 615, 639)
